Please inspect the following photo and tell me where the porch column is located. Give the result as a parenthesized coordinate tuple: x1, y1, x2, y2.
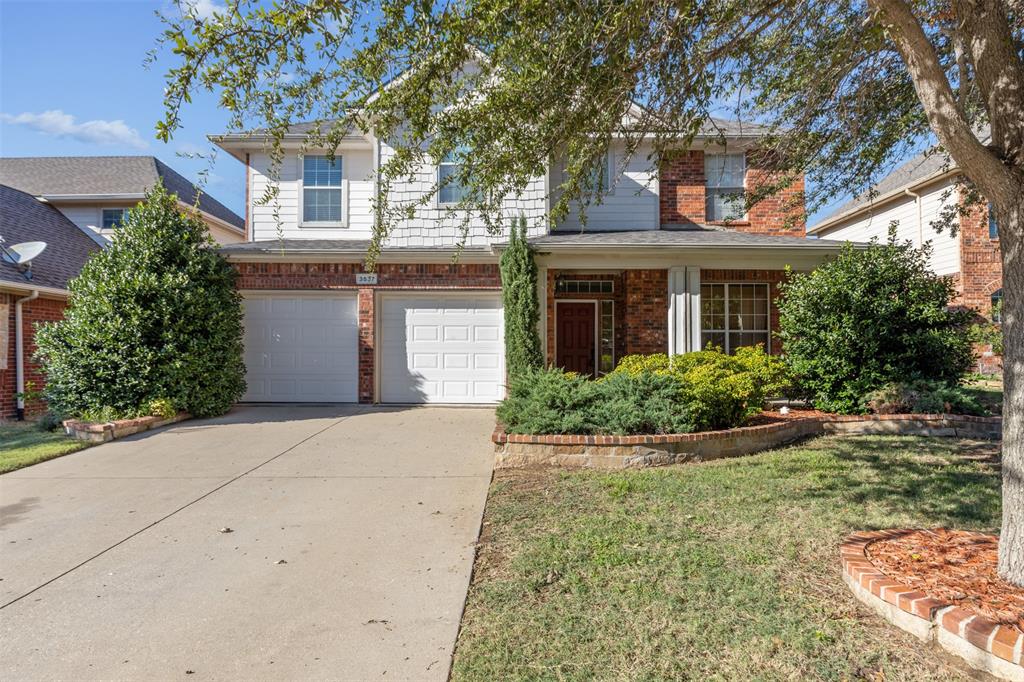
(668, 267, 701, 354)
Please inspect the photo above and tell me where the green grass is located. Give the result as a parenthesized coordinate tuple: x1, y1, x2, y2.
(452, 435, 1002, 681)
(965, 375, 1003, 415)
(0, 422, 90, 474)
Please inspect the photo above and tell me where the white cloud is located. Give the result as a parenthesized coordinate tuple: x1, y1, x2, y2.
(182, 0, 225, 20)
(0, 110, 148, 149)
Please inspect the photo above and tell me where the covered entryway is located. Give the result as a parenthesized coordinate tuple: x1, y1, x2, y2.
(379, 293, 504, 404)
(242, 293, 359, 402)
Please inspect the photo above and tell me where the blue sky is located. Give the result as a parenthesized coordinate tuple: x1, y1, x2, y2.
(0, 0, 865, 224)
(0, 0, 247, 214)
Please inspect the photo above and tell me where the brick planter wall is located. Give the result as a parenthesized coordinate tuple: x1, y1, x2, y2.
(493, 413, 1003, 469)
(235, 261, 502, 403)
(841, 530, 1023, 681)
(1, 293, 66, 419)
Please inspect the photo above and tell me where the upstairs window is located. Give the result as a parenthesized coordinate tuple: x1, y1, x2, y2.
(101, 208, 128, 229)
(989, 204, 999, 239)
(302, 155, 343, 224)
(992, 289, 1003, 323)
(588, 151, 613, 194)
(705, 153, 746, 221)
(438, 147, 469, 205)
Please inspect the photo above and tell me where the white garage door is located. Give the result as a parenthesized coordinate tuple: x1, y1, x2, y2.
(379, 294, 504, 404)
(242, 294, 359, 402)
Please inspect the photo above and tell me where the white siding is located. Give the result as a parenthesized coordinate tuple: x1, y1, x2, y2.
(550, 141, 659, 231)
(55, 202, 242, 245)
(816, 177, 960, 276)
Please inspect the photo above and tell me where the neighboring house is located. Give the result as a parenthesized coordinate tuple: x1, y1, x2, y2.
(0, 156, 245, 246)
(213, 103, 847, 405)
(808, 148, 1002, 317)
(1, 184, 99, 419)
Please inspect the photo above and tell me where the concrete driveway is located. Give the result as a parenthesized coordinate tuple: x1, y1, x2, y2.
(0, 406, 495, 681)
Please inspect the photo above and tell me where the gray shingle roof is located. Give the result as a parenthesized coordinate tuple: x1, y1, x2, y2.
(529, 228, 847, 249)
(0, 156, 244, 230)
(0, 184, 100, 291)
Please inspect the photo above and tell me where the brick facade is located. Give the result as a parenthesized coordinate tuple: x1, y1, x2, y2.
(956, 195, 1002, 316)
(234, 261, 502, 403)
(1, 292, 66, 419)
(658, 149, 805, 234)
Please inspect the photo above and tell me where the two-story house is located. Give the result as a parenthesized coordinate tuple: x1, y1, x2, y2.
(213, 111, 847, 406)
(0, 156, 245, 246)
(809, 146, 1003, 317)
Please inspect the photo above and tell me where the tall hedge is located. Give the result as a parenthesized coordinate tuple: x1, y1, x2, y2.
(35, 181, 246, 419)
(776, 236, 973, 413)
(500, 216, 543, 378)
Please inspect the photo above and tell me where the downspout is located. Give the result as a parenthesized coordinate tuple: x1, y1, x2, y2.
(904, 188, 923, 247)
(14, 289, 39, 420)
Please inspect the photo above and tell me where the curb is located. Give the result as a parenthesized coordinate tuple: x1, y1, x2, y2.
(62, 412, 191, 443)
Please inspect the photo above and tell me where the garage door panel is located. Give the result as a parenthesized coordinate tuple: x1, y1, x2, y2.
(243, 294, 358, 402)
(380, 294, 504, 404)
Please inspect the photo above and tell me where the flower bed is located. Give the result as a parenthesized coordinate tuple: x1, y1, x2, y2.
(492, 413, 1002, 469)
(841, 529, 1023, 681)
(63, 412, 190, 443)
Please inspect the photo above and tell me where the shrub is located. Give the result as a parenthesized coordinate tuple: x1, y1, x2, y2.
(500, 216, 543, 379)
(496, 367, 693, 435)
(611, 346, 789, 430)
(35, 182, 246, 420)
(862, 380, 987, 416)
(35, 412, 63, 432)
(777, 236, 973, 413)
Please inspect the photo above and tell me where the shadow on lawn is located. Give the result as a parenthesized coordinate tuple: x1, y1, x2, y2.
(797, 436, 1002, 530)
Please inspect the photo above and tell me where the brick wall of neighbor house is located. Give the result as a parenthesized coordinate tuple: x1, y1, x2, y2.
(0, 293, 66, 418)
(700, 269, 788, 354)
(659, 150, 805, 234)
(545, 269, 668, 369)
(957, 197, 1003, 315)
(234, 262, 503, 402)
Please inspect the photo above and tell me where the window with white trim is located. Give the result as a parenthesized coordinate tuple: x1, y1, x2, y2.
(438, 147, 469, 205)
(589, 151, 613, 194)
(700, 283, 770, 353)
(705, 153, 746, 221)
(598, 300, 615, 374)
(302, 155, 343, 223)
(101, 208, 129, 229)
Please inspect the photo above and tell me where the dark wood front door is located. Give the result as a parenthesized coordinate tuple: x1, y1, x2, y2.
(556, 302, 596, 376)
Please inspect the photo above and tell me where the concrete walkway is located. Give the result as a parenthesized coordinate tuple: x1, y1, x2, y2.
(0, 406, 495, 681)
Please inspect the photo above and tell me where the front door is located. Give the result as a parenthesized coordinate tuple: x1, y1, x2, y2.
(556, 302, 596, 376)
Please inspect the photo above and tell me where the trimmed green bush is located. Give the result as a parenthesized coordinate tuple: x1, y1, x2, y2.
(777, 237, 973, 413)
(611, 345, 789, 430)
(861, 380, 987, 416)
(35, 181, 246, 419)
(496, 367, 693, 435)
(500, 216, 543, 379)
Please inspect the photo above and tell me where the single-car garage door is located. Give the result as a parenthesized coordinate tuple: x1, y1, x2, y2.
(379, 293, 504, 404)
(242, 293, 359, 402)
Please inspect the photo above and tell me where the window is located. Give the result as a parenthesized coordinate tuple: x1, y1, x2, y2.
(992, 289, 1003, 323)
(598, 300, 615, 375)
(438, 147, 469, 205)
(101, 208, 128, 229)
(588, 151, 613, 194)
(555, 278, 613, 294)
(705, 153, 746, 221)
(989, 205, 999, 239)
(700, 283, 770, 353)
(302, 155, 343, 224)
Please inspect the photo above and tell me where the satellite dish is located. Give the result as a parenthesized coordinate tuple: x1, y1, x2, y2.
(0, 241, 47, 266)
(0, 240, 47, 280)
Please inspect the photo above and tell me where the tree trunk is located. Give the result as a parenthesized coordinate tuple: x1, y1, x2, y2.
(996, 193, 1024, 585)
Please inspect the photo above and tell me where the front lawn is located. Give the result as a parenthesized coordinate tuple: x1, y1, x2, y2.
(0, 422, 90, 474)
(452, 435, 1002, 680)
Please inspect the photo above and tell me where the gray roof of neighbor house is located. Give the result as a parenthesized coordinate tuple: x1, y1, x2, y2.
(0, 184, 100, 291)
(0, 156, 244, 231)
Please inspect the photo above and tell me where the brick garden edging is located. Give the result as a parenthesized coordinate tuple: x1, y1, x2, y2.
(63, 412, 190, 443)
(492, 413, 1002, 469)
(841, 530, 1023, 681)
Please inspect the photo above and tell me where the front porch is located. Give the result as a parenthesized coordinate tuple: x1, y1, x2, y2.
(540, 266, 789, 376)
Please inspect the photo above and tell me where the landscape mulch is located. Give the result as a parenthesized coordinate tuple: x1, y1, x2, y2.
(867, 528, 1024, 633)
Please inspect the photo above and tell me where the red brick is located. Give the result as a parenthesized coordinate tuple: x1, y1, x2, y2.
(941, 607, 976, 635)
(991, 626, 1022, 663)
(1, 292, 67, 418)
(964, 616, 999, 650)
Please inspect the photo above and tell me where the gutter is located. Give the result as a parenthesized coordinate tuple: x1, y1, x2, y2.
(14, 289, 39, 420)
(904, 188, 924, 247)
